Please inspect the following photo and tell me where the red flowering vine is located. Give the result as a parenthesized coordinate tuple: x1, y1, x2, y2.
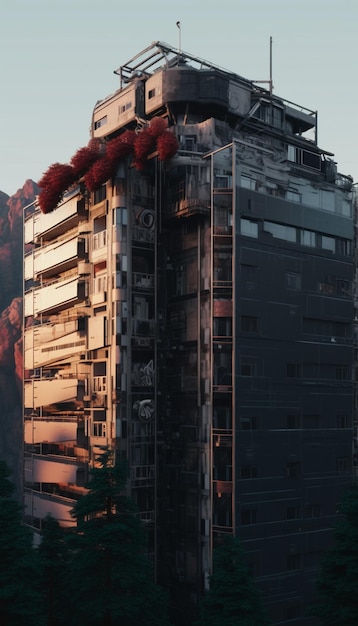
(37, 117, 178, 213)
(156, 131, 179, 162)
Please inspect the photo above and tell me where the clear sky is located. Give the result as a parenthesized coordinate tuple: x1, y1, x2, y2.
(1, 0, 357, 196)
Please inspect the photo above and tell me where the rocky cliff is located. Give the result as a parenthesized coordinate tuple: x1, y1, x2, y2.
(0, 180, 38, 499)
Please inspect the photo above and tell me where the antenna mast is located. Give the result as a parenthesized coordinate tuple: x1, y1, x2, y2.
(253, 36, 274, 95)
(176, 21, 181, 53)
(269, 36, 273, 95)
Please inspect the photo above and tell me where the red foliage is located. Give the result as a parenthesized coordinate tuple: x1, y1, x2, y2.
(147, 117, 168, 138)
(38, 162, 74, 190)
(134, 128, 156, 161)
(106, 130, 136, 161)
(156, 131, 179, 162)
(70, 140, 102, 178)
(84, 156, 116, 191)
(38, 187, 63, 214)
(133, 159, 147, 172)
(38, 163, 76, 213)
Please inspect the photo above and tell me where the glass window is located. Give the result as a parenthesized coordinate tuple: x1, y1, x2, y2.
(264, 221, 297, 242)
(301, 230, 316, 247)
(321, 190, 335, 212)
(286, 189, 301, 203)
(286, 271, 301, 290)
(341, 198, 352, 217)
(240, 316, 258, 332)
(240, 218, 258, 238)
(94, 116, 107, 130)
(241, 175, 256, 190)
(321, 235, 335, 252)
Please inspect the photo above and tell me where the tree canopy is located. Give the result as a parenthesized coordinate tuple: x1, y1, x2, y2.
(196, 535, 270, 626)
(311, 482, 358, 625)
(0, 460, 44, 626)
(66, 448, 171, 626)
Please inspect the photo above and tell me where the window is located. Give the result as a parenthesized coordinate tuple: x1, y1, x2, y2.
(287, 145, 320, 171)
(240, 416, 257, 430)
(286, 554, 301, 571)
(286, 189, 301, 203)
(336, 239, 352, 256)
(319, 280, 335, 295)
(241, 509, 257, 525)
(241, 175, 256, 190)
(240, 218, 258, 238)
(336, 279, 351, 297)
(214, 173, 232, 188)
(286, 271, 301, 290)
(240, 315, 258, 333)
(94, 185, 106, 205)
(240, 465, 258, 479)
(120, 101, 132, 114)
(306, 504, 321, 518)
(286, 462, 300, 478)
(94, 115, 107, 130)
(321, 235, 335, 252)
(240, 363, 255, 377)
(301, 229, 316, 247)
(182, 135, 196, 151)
(286, 505, 300, 520)
(336, 366, 349, 380)
(336, 414, 349, 428)
(264, 221, 297, 242)
(285, 604, 302, 620)
(336, 456, 350, 472)
(92, 422, 106, 437)
(213, 317, 232, 337)
(286, 415, 301, 429)
(287, 363, 301, 378)
(148, 88, 156, 99)
(321, 189, 335, 212)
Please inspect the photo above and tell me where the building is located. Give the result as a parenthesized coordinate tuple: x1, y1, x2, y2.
(23, 42, 355, 624)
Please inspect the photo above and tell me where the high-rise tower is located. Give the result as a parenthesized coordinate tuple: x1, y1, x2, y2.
(23, 42, 354, 624)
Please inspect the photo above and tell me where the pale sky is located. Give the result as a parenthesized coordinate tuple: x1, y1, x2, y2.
(1, 0, 357, 196)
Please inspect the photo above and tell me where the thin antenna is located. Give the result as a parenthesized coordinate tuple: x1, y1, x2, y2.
(269, 36, 273, 95)
(176, 21, 181, 53)
(253, 36, 274, 95)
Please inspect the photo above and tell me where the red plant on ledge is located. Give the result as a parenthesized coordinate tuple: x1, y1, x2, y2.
(84, 155, 116, 192)
(37, 117, 179, 212)
(38, 163, 76, 214)
(133, 128, 156, 163)
(70, 139, 102, 178)
(106, 130, 136, 161)
(156, 131, 179, 162)
(147, 117, 168, 138)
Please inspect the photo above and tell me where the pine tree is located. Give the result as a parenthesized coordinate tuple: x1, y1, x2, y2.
(66, 448, 171, 626)
(196, 535, 270, 626)
(311, 482, 358, 625)
(0, 460, 44, 626)
(38, 514, 69, 626)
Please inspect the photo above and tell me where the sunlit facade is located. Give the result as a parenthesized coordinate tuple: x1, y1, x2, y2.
(23, 42, 354, 624)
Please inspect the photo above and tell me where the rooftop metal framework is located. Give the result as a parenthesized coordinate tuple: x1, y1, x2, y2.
(113, 40, 252, 88)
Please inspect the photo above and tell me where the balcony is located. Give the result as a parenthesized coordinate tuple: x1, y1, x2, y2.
(25, 377, 85, 409)
(167, 198, 210, 220)
(91, 230, 107, 261)
(25, 454, 82, 484)
(25, 325, 85, 368)
(24, 417, 77, 445)
(33, 193, 86, 243)
(132, 272, 154, 290)
(33, 236, 86, 279)
(24, 490, 75, 528)
(26, 276, 88, 316)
